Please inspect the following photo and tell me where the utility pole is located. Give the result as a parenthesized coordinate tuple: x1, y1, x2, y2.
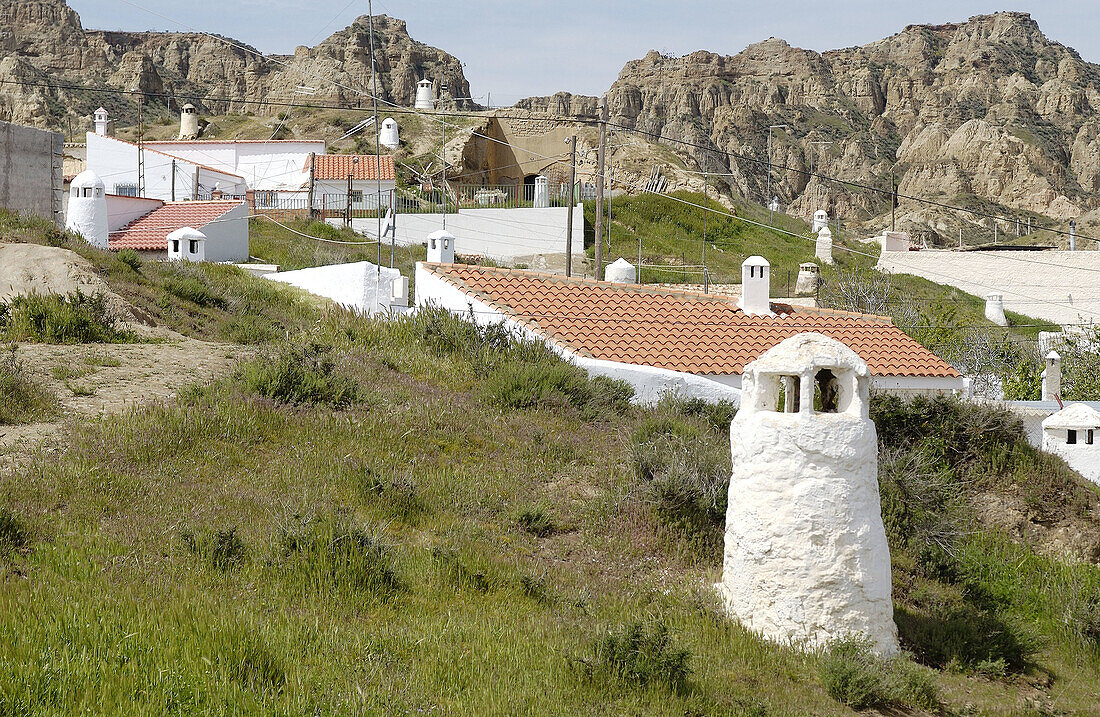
(565, 135, 577, 277)
(307, 152, 316, 219)
(766, 124, 787, 220)
(170, 159, 176, 201)
(192, 166, 199, 200)
(368, 1, 383, 274)
(346, 157, 358, 228)
(136, 94, 145, 198)
(891, 171, 897, 233)
(440, 79, 448, 231)
(702, 167, 708, 266)
(594, 96, 607, 279)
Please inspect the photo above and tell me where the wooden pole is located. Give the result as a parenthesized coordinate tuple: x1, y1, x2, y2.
(192, 166, 199, 200)
(307, 152, 316, 220)
(170, 159, 176, 202)
(594, 97, 607, 279)
(565, 135, 577, 277)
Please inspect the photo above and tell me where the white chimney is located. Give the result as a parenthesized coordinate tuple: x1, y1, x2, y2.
(167, 227, 207, 262)
(605, 257, 636, 284)
(414, 79, 435, 110)
(985, 293, 1008, 326)
(740, 256, 773, 316)
(65, 170, 108, 248)
(815, 226, 834, 264)
(379, 117, 400, 149)
(179, 103, 199, 140)
(794, 262, 820, 296)
(1041, 350, 1062, 402)
(812, 209, 829, 233)
(533, 175, 550, 208)
(427, 229, 455, 264)
(94, 107, 109, 137)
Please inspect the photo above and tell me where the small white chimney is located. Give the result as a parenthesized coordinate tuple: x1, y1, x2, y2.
(740, 256, 772, 316)
(426, 229, 455, 264)
(179, 103, 199, 140)
(414, 79, 435, 110)
(379, 117, 400, 149)
(984, 293, 1008, 326)
(167, 227, 206, 262)
(815, 225, 834, 264)
(391, 275, 409, 308)
(533, 175, 550, 208)
(794, 262, 820, 296)
(1041, 350, 1062, 402)
(94, 107, 109, 137)
(605, 257, 636, 284)
(812, 209, 829, 233)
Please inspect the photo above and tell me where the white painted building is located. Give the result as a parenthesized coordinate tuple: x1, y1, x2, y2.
(143, 138, 325, 192)
(718, 332, 898, 654)
(85, 132, 247, 201)
(1042, 403, 1100, 486)
(308, 154, 397, 211)
(265, 261, 408, 316)
(414, 255, 965, 405)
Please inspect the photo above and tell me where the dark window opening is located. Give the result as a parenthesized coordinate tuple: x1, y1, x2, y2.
(171, 240, 180, 253)
(189, 239, 199, 254)
(1088, 430, 1094, 445)
(1068, 430, 1077, 445)
(814, 369, 840, 413)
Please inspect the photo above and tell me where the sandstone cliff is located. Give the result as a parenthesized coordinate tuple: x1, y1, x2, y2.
(0, 0, 472, 129)
(518, 13, 1100, 241)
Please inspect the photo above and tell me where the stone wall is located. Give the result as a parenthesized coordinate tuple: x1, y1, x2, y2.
(0, 120, 63, 223)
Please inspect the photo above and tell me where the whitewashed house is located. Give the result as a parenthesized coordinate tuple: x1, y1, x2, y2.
(414, 254, 965, 405)
(1042, 403, 1100, 485)
(306, 154, 396, 211)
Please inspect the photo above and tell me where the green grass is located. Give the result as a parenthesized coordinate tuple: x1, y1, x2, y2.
(0, 345, 56, 425)
(1, 292, 134, 344)
(247, 218, 426, 277)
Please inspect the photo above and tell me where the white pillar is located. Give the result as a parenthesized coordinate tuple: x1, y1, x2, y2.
(815, 226, 834, 264)
(533, 176, 549, 208)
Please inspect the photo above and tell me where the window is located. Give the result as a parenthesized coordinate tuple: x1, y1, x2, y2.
(1088, 429, 1095, 445)
(189, 239, 199, 254)
(114, 183, 138, 197)
(171, 239, 180, 253)
(1068, 430, 1077, 445)
(814, 369, 840, 413)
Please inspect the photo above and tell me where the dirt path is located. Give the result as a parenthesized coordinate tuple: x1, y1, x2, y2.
(0, 339, 249, 471)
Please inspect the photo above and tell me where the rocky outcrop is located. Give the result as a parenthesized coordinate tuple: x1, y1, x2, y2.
(519, 12, 1100, 240)
(0, 1, 472, 129)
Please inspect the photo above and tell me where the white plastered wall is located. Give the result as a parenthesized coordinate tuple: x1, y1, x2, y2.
(1042, 428, 1100, 485)
(144, 140, 325, 191)
(86, 133, 246, 201)
(104, 194, 163, 232)
(267, 261, 401, 315)
(197, 203, 249, 262)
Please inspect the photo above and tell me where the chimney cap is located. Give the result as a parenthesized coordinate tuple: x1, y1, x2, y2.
(167, 226, 206, 242)
(743, 255, 770, 267)
(1046, 350, 1061, 361)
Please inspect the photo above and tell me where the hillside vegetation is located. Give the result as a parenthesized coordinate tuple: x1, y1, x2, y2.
(2, 213, 1100, 714)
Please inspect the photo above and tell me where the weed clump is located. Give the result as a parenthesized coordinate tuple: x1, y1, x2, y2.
(1, 292, 132, 343)
(116, 249, 142, 271)
(163, 274, 226, 308)
(181, 527, 247, 570)
(818, 638, 939, 711)
(359, 467, 425, 522)
(222, 634, 286, 695)
(0, 345, 57, 425)
(517, 506, 557, 537)
(431, 547, 490, 593)
(0, 507, 31, 554)
(571, 621, 692, 693)
(483, 363, 633, 418)
(239, 342, 358, 408)
(277, 515, 402, 597)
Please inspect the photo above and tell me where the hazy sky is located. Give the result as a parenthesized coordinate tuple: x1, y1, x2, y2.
(71, 1, 1100, 106)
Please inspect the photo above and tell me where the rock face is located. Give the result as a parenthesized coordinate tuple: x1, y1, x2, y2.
(718, 333, 898, 655)
(0, 1, 472, 129)
(518, 12, 1100, 239)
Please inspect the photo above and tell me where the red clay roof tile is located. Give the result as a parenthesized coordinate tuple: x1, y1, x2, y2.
(108, 200, 243, 251)
(424, 264, 961, 379)
(307, 154, 395, 181)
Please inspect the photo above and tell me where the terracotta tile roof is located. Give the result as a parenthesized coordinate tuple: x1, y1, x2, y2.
(307, 154, 395, 181)
(109, 200, 244, 251)
(423, 264, 962, 379)
(145, 139, 326, 145)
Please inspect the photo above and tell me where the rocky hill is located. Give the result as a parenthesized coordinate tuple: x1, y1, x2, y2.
(518, 13, 1100, 242)
(0, 0, 472, 130)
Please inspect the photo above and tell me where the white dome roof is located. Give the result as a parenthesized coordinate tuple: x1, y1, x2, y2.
(427, 229, 455, 241)
(743, 255, 770, 267)
(167, 227, 207, 242)
(382, 117, 397, 126)
(71, 170, 105, 190)
(1042, 403, 1100, 430)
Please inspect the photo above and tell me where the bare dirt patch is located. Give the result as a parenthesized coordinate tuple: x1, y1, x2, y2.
(0, 340, 248, 471)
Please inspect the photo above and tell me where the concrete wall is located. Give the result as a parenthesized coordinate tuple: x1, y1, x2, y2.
(86, 133, 247, 201)
(266, 261, 402, 315)
(199, 203, 250, 263)
(339, 205, 586, 263)
(1043, 428, 1100, 486)
(877, 249, 1100, 326)
(144, 140, 324, 191)
(0, 120, 63, 223)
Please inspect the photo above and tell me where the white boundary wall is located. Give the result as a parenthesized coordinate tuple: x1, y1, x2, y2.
(266, 261, 401, 315)
(144, 140, 324, 191)
(105, 195, 163, 232)
(0, 120, 63, 223)
(877, 249, 1100, 326)
(199, 203, 250, 262)
(338, 206, 587, 263)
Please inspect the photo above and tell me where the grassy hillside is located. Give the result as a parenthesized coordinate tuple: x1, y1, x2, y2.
(3, 212, 1100, 713)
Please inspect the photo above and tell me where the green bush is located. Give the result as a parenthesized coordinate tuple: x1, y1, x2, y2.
(0, 507, 31, 554)
(239, 342, 358, 408)
(277, 515, 402, 597)
(431, 547, 491, 593)
(483, 361, 633, 418)
(117, 249, 142, 271)
(0, 345, 56, 424)
(895, 603, 1039, 674)
(1, 292, 131, 343)
(181, 526, 246, 570)
(818, 638, 939, 711)
(517, 506, 557, 537)
(359, 467, 426, 522)
(163, 274, 226, 308)
(571, 621, 692, 693)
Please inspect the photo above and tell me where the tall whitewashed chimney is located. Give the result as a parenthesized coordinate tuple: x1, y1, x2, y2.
(426, 229, 455, 264)
(93, 107, 109, 137)
(414, 79, 435, 110)
(740, 256, 772, 316)
(985, 293, 1008, 326)
(815, 225, 834, 264)
(1041, 350, 1062, 402)
(178, 103, 199, 140)
(65, 170, 108, 248)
